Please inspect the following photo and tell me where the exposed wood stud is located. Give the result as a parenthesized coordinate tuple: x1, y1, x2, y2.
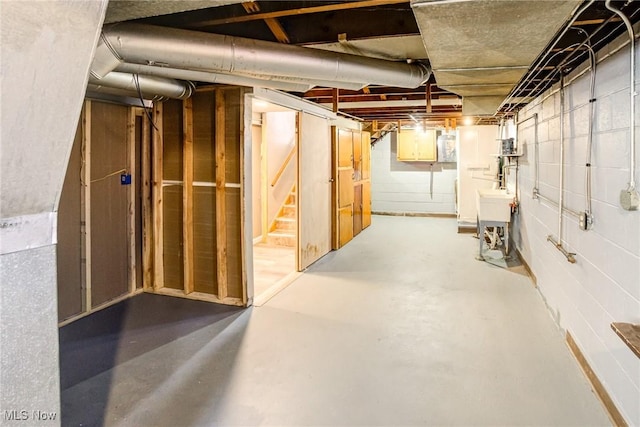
(80, 100, 92, 312)
(152, 102, 164, 290)
(215, 90, 229, 299)
(238, 88, 249, 306)
(182, 97, 195, 294)
(332, 88, 339, 113)
(362, 86, 371, 94)
(426, 83, 432, 113)
(141, 111, 153, 290)
(127, 108, 137, 294)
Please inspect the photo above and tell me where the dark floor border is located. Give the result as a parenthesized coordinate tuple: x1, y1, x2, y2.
(457, 226, 476, 234)
(373, 211, 456, 218)
(515, 248, 537, 287)
(566, 332, 628, 427)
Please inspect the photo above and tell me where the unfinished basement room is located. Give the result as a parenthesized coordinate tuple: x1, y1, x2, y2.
(1, 1, 640, 426)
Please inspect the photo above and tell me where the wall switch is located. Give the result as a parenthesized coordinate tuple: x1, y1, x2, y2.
(120, 173, 132, 185)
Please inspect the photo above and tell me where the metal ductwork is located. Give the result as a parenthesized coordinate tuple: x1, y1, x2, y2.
(411, 0, 582, 115)
(88, 71, 194, 100)
(93, 23, 431, 89)
(116, 63, 314, 93)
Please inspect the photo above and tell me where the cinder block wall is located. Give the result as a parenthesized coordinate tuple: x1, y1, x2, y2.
(371, 132, 457, 214)
(512, 35, 640, 425)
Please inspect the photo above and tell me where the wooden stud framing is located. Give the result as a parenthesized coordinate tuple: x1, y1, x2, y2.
(426, 83, 432, 113)
(261, 116, 269, 243)
(182, 98, 195, 294)
(152, 102, 164, 290)
(332, 88, 339, 113)
(127, 108, 137, 294)
(238, 89, 249, 305)
(141, 111, 153, 290)
(80, 100, 92, 312)
(215, 90, 229, 299)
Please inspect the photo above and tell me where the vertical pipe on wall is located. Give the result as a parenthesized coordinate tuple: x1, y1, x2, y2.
(558, 75, 565, 244)
(605, 0, 638, 211)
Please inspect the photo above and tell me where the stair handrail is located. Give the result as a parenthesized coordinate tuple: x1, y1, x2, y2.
(271, 145, 296, 187)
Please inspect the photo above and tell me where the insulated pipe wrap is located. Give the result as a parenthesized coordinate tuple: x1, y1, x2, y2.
(101, 23, 431, 89)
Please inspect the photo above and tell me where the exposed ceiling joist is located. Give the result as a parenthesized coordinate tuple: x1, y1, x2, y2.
(190, 0, 409, 27)
(241, 1, 290, 43)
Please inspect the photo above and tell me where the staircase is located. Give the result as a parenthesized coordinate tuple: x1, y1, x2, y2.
(267, 187, 296, 247)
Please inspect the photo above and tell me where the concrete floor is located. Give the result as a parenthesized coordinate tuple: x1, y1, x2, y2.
(61, 215, 611, 426)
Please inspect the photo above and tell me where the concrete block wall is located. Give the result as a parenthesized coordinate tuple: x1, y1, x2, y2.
(512, 36, 640, 426)
(371, 132, 457, 214)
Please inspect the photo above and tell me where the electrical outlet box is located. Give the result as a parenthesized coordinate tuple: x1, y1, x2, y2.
(120, 173, 132, 185)
(620, 188, 639, 211)
(578, 211, 593, 231)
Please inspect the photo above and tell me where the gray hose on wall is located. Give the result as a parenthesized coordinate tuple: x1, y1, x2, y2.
(95, 23, 431, 89)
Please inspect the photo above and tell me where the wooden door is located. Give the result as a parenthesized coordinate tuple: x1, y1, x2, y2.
(362, 181, 371, 228)
(353, 183, 363, 236)
(362, 131, 371, 180)
(298, 112, 332, 270)
(416, 130, 437, 161)
(336, 128, 354, 247)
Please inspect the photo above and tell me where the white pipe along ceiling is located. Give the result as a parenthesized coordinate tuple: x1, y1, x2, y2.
(89, 23, 432, 98)
(411, 0, 582, 115)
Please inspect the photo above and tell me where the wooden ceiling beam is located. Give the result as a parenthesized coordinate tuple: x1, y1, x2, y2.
(191, 0, 409, 27)
(242, 1, 290, 43)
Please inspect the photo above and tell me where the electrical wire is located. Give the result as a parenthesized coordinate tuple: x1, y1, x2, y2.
(134, 73, 160, 132)
(502, 3, 640, 115)
(90, 168, 127, 183)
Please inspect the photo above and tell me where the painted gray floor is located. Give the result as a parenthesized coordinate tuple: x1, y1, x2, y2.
(62, 215, 611, 426)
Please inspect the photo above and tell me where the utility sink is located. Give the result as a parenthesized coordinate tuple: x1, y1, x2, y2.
(476, 189, 514, 223)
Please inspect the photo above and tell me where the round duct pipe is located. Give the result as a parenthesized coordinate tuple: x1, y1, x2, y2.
(116, 63, 314, 92)
(99, 23, 431, 89)
(88, 71, 194, 99)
